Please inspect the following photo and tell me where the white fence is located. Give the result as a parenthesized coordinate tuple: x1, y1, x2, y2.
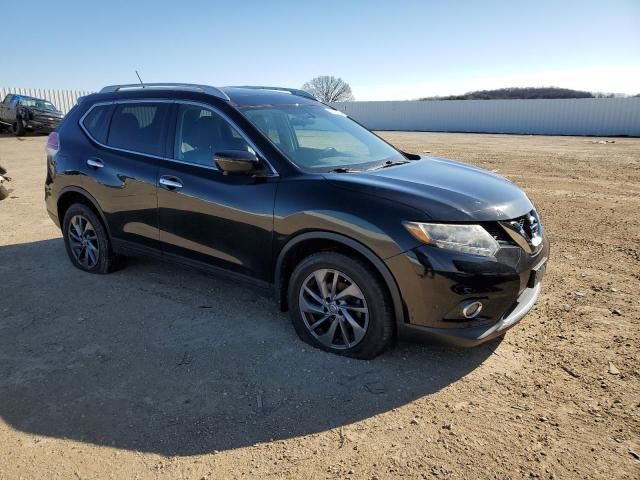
(0, 87, 91, 114)
(331, 98, 640, 137)
(2, 87, 638, 136)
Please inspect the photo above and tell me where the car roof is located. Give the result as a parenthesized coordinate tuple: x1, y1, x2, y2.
(93, 84, 318, 107)
(12, 94, 41, 101)
(221, 86, 318, 107)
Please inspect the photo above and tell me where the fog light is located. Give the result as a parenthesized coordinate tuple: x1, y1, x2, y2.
(462, 300, 483, 319)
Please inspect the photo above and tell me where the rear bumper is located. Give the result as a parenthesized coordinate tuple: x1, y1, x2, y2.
(47, 208, 60, 228)
(397, 282, 541, 346)
(45, 168, 60, 228)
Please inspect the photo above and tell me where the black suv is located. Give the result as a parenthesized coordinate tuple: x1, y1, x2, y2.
(45, 83, 549, 359)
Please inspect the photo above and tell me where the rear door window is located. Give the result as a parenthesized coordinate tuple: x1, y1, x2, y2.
(81, 105, 113, 144)
(107, 103, 170, 156)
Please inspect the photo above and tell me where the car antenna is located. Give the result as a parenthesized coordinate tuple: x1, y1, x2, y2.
(135, 70, 145, 88)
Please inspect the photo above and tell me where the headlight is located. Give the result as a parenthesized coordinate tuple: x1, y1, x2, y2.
(404, 222, 499, 257)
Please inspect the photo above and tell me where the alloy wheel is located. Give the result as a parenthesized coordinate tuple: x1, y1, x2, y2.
(298, 268, 369, 350)
(68, 215, 99, 269)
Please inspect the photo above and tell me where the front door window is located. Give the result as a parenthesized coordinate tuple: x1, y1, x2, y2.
(175, 105, 254, 168)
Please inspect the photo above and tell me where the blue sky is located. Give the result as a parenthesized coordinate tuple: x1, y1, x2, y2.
(3, 0, 639, 100)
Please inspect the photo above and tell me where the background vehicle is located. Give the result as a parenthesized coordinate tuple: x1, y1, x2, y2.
(44, 83, 549, 359)
(0, 94, 64, 135)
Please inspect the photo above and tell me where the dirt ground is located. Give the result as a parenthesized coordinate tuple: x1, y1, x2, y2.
(0, 131, 638, 480)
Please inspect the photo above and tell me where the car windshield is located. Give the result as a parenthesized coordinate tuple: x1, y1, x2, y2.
(240, 104, 405, 171)
(19, 98, 59, 112)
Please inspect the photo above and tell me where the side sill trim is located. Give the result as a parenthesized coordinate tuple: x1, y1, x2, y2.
(112, 239, 271, 292)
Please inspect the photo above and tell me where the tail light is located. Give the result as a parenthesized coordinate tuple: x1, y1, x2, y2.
(46, 132, 60, 156)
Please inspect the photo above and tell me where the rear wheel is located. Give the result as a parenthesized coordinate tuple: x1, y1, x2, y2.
(62, 203, 122, 274)
(288, 252, 395, 359)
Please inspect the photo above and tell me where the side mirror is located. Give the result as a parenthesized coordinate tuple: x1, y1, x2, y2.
(214, 150, 260, 174)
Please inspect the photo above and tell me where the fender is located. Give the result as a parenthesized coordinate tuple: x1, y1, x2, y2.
(57, 185, 113, 240)
(275, 231, 406, 325)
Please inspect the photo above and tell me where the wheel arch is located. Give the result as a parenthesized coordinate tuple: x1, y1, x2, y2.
(57, 187, 112, 239)
(275, 231, 406, 326)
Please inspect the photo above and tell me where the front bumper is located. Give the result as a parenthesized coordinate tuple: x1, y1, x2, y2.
(397, 282, 541, 346)
(386, 238, 549, 347)
(26, 121, 60, 132)
(23, 114, 62, 132)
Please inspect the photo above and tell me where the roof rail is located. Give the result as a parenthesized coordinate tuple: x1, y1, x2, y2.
(98, 83, 230, 101)
(229, 86, 317, 101)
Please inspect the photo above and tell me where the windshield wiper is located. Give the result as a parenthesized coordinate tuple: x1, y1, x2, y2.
(330, 160, 409, 173)
(368, 160, 411, 171)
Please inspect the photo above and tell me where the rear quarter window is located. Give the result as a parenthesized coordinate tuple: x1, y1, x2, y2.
(81, 105, 113, 143)
(106, 103, 171, 156)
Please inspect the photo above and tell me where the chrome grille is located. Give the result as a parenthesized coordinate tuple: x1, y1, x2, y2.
(482, 210, 542, 251)
(481, 223, 513, 244)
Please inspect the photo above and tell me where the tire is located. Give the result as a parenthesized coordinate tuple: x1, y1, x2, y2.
(62, 203, 122, 274)
(0, 184, 8, 201)
(13, 119, 25, 136)
(288, 251, 395, 359)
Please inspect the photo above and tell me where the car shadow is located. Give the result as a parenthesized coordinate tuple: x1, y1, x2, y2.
(0, 239, 499, 456)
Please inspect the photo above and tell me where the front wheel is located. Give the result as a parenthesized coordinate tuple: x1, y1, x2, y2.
(13, 119, 25, 136)
(288, 252, 395, 359)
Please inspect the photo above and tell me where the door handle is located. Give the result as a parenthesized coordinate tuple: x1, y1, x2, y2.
(86, 159, 104, 169)
(159, 176, 183, 190)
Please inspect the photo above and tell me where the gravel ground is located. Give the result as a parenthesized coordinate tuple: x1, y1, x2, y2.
(0, 131, 638, 479)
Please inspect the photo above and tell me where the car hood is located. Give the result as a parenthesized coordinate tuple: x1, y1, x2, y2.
(326, 156, 533, 222)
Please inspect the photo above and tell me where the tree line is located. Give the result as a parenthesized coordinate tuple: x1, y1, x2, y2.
(300, 77, 639, 102)
(420, 87, 617, 101)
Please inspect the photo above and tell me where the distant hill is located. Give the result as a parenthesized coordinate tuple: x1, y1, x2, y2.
(421, 87, 598, 100)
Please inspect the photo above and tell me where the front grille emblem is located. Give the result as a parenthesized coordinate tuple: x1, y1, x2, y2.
(499, 210, 543, 254)
(526, 215, 539, 237)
